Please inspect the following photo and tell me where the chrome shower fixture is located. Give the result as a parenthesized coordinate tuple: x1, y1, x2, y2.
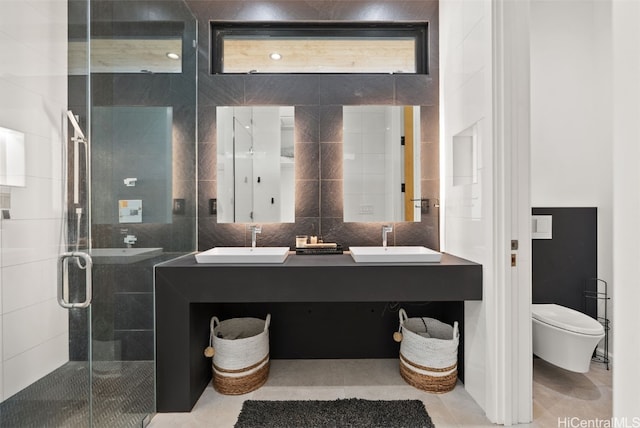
(67, 110, 86, 140)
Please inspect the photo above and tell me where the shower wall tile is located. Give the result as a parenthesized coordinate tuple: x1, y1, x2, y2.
(170, 74, 198, 107)
(113, 330, 154, 361)
(1, 260, 56, 314)
(109, 75, 173, 106)
(2, 331, 67, 400)
(2, 299, 67, 361)
(7, 177, 63, 221)
(1, 219, 62, 267)
(114, 293, 154, 330)
(114, 265, 154, 294)
(27, 134, 64, 182)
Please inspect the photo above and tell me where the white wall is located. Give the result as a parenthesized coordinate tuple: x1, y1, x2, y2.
(442, 0, 533, 423)
(440, 0, 493, 415)
(530, 0, 613, 357)
(0, 0, 68, 401)
(611, 0, 640, 419)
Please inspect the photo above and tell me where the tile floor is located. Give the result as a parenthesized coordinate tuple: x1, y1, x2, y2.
(148, 358, 612, 427)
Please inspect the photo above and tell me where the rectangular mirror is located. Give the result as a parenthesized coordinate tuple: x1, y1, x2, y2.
(217, 106, 295, 223)
(343, 105, 421, 222)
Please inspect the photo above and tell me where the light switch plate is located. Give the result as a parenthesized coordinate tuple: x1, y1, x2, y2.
(532, 215, 552, 239)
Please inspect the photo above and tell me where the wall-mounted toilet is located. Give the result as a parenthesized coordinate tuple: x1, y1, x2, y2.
(532, 303, 604, 373)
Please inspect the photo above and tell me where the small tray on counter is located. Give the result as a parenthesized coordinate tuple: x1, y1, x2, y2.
(295, 243, 343, 255)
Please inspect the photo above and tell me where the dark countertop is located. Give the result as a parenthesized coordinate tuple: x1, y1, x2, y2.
(158, 251, 476, 267)
(154, 252, 482, 302)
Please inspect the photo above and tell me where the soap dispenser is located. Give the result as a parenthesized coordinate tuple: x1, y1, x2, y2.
(309, 223, 318, 245)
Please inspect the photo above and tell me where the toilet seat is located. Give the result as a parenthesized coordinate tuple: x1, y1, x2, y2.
(532, 304, 604, 336)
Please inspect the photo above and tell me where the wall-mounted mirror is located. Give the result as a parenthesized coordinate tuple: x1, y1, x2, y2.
(217, 106, 295, 223)
(343, 105, 421, 222)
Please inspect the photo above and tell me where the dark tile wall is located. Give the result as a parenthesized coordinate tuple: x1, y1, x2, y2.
(69, 254, 179, 361)
(188, 0, 441, 251)
(68, 0, 441, 363)
(69, 0, 199, 253)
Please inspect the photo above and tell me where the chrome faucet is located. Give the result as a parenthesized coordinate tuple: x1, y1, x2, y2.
(124, 234, 137, 248)
(249, 225, 262, 248)
(382, 225, 393, 247)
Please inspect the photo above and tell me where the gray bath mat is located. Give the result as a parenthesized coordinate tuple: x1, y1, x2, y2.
(234, 398, 434, 428)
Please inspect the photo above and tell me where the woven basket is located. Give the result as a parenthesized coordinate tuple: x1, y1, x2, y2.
(208, 314, 271, 395)
(396, 308, 459, 393)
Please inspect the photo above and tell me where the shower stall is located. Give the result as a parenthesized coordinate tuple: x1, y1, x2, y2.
(0, 0, 198, 426)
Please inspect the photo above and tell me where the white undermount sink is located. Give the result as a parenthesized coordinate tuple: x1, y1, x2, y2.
(195, 247, 290, 264)
(349, 246, 442, 263)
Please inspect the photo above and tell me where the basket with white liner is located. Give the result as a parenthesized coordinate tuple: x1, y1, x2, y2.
(204, 314, 271, 395)
(394, 308, 459, 393)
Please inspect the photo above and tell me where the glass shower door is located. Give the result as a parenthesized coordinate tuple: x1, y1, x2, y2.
(84, 0, 198, 426)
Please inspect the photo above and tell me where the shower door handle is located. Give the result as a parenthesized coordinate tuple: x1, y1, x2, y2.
(58, 251, 93, 309)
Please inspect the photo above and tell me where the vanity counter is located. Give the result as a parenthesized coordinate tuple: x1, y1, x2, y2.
(156, 252, 481, 302)
(155, 252, 481, 412)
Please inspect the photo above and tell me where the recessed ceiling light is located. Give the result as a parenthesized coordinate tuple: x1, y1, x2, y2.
(166, 52, 180, 60)
(269, 52, 282, 61)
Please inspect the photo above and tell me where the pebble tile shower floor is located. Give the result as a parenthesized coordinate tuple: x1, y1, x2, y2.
(0, 361, 153, 428)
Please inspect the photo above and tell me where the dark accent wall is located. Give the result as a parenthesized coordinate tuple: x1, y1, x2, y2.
(532, 207, 598, 317)
(186, 0, 440, 251)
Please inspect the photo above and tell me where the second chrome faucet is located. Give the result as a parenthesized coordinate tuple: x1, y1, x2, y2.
(249, 225, 262, 248)
(382, 225, 393, 247)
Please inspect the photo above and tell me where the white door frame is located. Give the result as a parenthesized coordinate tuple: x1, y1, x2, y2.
(489, 0, 533, 424)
